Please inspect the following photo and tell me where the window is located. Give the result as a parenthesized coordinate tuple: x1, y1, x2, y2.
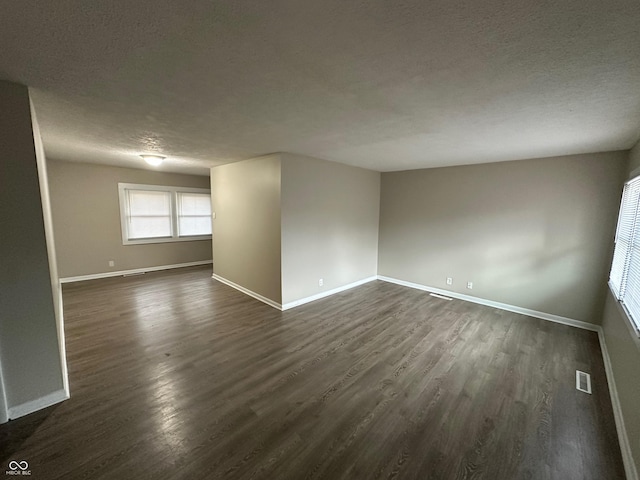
(126, 189, 173, 239)
(118, 183, 212, 245)
(177, 192, 212, 236)
(610, 175, 640, 333)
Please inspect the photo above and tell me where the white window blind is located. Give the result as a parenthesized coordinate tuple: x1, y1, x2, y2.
(178, 192, 212, 237)
(118, 183, 212, 245)
(126, 190, 173, 239)
(610, 176, 640, 332)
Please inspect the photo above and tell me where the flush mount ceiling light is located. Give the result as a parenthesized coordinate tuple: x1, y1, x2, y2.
(140, 154, 165, 166)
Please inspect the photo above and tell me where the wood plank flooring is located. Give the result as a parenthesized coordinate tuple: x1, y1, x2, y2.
(0, 266, 625, 479)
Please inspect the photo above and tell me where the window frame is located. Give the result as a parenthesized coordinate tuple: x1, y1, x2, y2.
(118, 183, 212, 245)
(609, 175, 640, 338)
(176, 191, 214, 238)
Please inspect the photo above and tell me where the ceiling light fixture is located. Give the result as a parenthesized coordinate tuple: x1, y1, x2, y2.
(140, 154, 165, 166)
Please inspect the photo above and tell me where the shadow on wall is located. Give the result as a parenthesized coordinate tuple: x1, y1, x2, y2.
(480, 202, 609, 320)
(380, 152, 626, 323)
(481, 235, 585, 296)
(384, 203, 607, 322)
(474, 227, 601, 321)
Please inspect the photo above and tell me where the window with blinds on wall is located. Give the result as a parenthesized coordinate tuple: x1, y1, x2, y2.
(178, 192, 212, 237)
(126, 189, 173, 239)
(118, 183, 212, 245)
(609, 175, 640, 333)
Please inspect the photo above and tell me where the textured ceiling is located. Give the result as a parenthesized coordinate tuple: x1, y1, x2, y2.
(1, 0, 639, 175)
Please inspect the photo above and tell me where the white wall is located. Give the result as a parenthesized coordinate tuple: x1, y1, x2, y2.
(210, 153, 380, 307)
(281, 153, 380, 305)
(210, 154, 282, 304)
(378, 151, 628, 324)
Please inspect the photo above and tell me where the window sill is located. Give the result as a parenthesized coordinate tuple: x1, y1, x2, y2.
(607, 282, 640, 346)
(123, 235, 212, 246)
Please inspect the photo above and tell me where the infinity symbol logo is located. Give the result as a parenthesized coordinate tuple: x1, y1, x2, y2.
(8, 460, 28, 470)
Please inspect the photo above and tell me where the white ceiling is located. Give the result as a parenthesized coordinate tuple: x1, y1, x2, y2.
(1, 0, 639, 175)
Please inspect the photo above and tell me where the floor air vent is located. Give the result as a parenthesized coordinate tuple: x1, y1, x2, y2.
(429, 293, 452, 301)
(576, 370, 592, 394)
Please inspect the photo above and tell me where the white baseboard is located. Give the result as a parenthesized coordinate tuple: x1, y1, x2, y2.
(7, 389, 69, 421)
(598, 330, 639, 480)
(211, 273, 283, 310)
(377, 275, 599, 332)
(56, 285, 70, 401)
(211, 274, 378, 312)
(0, 363, 7, 424)
(282, 276, 378, 310)
(60, 260, 213, 283)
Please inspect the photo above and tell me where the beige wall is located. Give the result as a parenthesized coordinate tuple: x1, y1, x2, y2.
(281, 153, 380, 305)
(47, 160, 212, 278)
(0, 81, 65, 418)
(379, 151, 628, 324)
(601, 140, 640, 477)
(210, 155, 282, 304)
(602, 291, 640, 478)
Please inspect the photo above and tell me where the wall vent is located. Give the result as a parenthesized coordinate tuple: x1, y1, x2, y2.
(576, 370, 592, 394)
(429, 293, 452, 301)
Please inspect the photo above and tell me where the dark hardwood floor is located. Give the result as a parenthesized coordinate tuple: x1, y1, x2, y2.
(0, 266, 625, 479)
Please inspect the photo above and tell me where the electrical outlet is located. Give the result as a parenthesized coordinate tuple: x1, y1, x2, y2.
(319, 278, 324, 287)
(467, 281, 473, 289)
(446, 277, 453, 285)
(108, 260, 115, 267)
